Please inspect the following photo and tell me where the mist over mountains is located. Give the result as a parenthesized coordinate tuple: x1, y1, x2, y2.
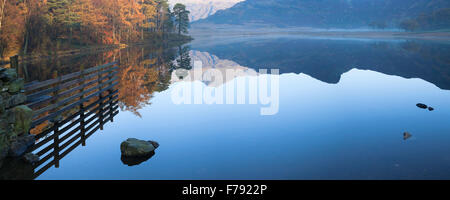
(195, 0, 450, 29)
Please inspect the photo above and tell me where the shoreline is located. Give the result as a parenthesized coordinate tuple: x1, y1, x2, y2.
(190, 24, 450, 42)
(0, 34, 193, 65)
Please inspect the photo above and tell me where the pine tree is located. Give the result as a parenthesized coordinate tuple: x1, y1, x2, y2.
(176, 45, 191, 70)
(173, 3, 189, 36)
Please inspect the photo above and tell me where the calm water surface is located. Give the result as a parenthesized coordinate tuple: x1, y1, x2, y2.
(17, 34, 450, 179)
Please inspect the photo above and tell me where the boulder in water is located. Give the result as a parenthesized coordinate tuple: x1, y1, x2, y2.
(22, 153, 39, 165)
(8, 135, 35, 157)
(120, 138, 159, 157)
(428, 107, 434, 111)
(416, 103, 428, 109)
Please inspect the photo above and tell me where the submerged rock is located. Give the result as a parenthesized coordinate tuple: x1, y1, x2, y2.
(8, 135, 35, 157)
(428, 107, 434, 111)
(416, 103, 428, 109)
(403, 132, 412, 140)
(22, 153, 39, 165)
(0, 68, 17, 82)
(120, 138, 159, 157)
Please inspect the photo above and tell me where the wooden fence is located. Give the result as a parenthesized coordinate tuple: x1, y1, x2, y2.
(23, 61, 120, 179)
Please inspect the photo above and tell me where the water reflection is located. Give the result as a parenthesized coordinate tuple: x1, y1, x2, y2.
(175, 46, 193, 71)
(0, 96, 119, 180)
(121, 151, 156, 167)
(171, 51, 258, 87)
(191, 37, 450, 90)
(20, 37, 450, 117)
(3, 36, 450, 179)
(17, 42, 193, 117)
(1, 42, 190, 179)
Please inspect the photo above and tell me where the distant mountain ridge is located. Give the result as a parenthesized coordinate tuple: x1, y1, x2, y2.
(169, 0, 243, 22)
(196, 0, 450, 28)
(171, 50, 257, 87)
(191, 37, 450, 90)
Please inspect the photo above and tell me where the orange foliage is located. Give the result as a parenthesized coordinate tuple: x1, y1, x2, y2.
(0, 0, 171, 58)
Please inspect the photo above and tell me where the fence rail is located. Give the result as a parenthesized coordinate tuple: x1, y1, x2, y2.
(25, 62, 117, 92)
(21, 61, 120, 179)
(25, 61, 118, 129)
(30, 98, 119, 179)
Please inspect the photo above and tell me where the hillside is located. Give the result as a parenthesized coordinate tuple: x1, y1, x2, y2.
(169, 0, 243, 22)
(195, 0, 450, 29)
(191, 36, 450, 89)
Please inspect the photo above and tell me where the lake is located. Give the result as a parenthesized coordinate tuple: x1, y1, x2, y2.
(2, 33, 450, 180)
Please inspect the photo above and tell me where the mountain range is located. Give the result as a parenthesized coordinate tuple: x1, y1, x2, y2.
(169, 0, 243, 22)
(191, 36, 450, 90)
(195, 0, 450, 29)
(171, 50, 257, 87)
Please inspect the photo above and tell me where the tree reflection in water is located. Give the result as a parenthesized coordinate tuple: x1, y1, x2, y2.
(19, 42, 192, 120)
(0, 42, 193, 179)
(117, 45, 191, 117)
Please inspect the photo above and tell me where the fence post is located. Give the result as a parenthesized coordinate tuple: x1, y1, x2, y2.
(10, 55, 18, 71)
(79, 66, 86, 146)
(53, 120, 60, 168)
(108, 63, 115, 122)
(51, 70, 61, 168)
(98, 67, 104, 130)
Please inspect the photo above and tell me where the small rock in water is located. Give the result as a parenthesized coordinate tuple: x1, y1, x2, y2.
(403, 132, 412, 140)
(120, 138, 159, 157)
(416, 103, 428, 109)
(428, 107, 434, 111)
(8, 135, 35, 157)
(23, 153, 39, 164)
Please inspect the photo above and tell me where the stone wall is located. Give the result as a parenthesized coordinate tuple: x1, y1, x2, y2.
(0, 67, 33, 167)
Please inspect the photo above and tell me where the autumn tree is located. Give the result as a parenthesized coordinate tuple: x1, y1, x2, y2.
(0, 0, 6, 31)
(141, 0, 157, 39)
(0, 0, 188, 60)
(22, 0, 47, 55)
(0, 0, 24, 58)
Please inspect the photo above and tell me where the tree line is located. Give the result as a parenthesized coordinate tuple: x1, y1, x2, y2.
(0, 0, 190, 60)
(399, 8, 450, 31)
